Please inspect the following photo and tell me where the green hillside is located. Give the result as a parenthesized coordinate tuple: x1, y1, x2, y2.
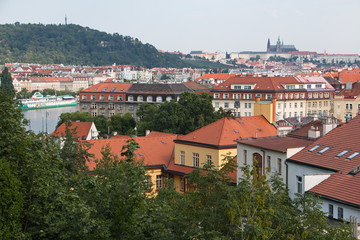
(0, 23, 230, 69)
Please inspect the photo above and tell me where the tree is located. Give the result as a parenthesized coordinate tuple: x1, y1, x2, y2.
(109, 113, 136, 136)
(0, 67, 15, 98)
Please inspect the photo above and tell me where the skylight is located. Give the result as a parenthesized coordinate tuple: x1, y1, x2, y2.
(336, 150, 350, 157)
(101, 87, 108, 92)
(346, 152, 360, 160)
(110, 88, 116, 92)
(308, 145, 321, 152)
(318, 146, 331, 154)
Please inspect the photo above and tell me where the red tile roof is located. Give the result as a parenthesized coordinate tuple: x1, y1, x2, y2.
(308, 173, 360, 207)
(81, 82, 132, 93)
(176, 116, 277, 147)
(236, 136, 313, 153)
(196, 73, 235, 81)
(336, 82, 360, 98)
(288, 115, 360, 173)
(86, 134, 178, 171)
(338, 69, 360, 84)
(52, 122, 93, 141)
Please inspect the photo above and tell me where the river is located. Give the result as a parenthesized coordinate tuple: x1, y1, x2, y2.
(22, 105, 80, 134)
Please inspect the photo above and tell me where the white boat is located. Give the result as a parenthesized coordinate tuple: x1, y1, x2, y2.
(19, 92, 78, 110)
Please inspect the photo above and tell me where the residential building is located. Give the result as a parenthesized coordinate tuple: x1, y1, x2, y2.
(334, 82, 360, 122)
(173, 116, 277, 170)
(211, 76, 334, 121)
(52, 122, 99, 141)
(286, 115, 360, 231)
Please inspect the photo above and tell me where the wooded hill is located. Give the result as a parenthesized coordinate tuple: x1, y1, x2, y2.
(0, 23, 229, 68)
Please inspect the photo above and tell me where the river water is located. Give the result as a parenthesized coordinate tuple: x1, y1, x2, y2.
(22, 105, 80, 134)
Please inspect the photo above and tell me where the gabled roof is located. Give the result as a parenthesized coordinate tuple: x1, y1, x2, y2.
(52, 122, 93, 141)
(236, 136, 313, 153)
(86, 134, 179, 171)
(175, 116, 277, 148)
(288, 115, 360, 173)
(81, 82, 132, 93)
(308, 173, 360, 207)
(337, 82, 360, 98)
(183, 81, 210, 92)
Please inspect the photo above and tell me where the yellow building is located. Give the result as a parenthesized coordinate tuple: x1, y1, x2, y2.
(333, 82, 360, 122)
(173, 116, 278, 173)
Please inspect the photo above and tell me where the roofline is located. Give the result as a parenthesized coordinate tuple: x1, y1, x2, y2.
(286, 158, 338, 172)
(310, 192, 360, 209)
(236, 142, 287, 153)
(174, 139, 236, 149)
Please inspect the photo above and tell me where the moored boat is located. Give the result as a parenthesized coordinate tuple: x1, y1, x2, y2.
(18, 92, 78, 110)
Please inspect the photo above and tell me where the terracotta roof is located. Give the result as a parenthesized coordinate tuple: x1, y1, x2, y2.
(176, 116, 277, 147)
(29, 77, 72, 82)
(308, 173, 360, 207)
(338, 69, 360, 84)
(81, 82, 132, 93)
(52, 122, 93, 141)
(236, 136, 313, 153)
(86, 134, 178, 171)
(183, 81, 210, 92)
(337, 82, 360, 98)
(288, 115, 360, 173)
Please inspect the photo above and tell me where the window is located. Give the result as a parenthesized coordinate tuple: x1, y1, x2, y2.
(166, 96, 172, 102)
(193, 153, 199, 167)
(296, 176, 303, 194)
(233, 85, 241, 90)
(128, 95, 134, 101)
(110, 87, 116, 92)
(156, 175, 163, 189)
(117, 95, 123, 101)
(214, 102, 219, 108)
(328, 204, 334, 218)
(294, 103, 298, 108)
(214, 93, 219, 99)
(315, 84, 322, 88)
(300, 111, 303, 117)
(145, 176, 152, 191)
(278, 94, 283, 99)
(245, 103, 252, 108)
(101, 87, 108, 92)
(100, 95, 105, 100)
(117, 104, 123, 110)
(278, 158, 282, 175)
(82, 94, 87, 100)
(180, 151, 185, 165)
(307, 84, 312, 89)
(233, 93, 241, 99)
(147, 96, 153, 102)
(108, 103, 114, 109)
(128, 105, 134, 111)
(243, 150, 247, 165)
(309, 145, 321, 152)
(347, 152, 360, 160)
(156, 96, 162, 103)
(137, 96, 143, 102)
(180, 177, 185, 192)
(255, 93, 262, 98)
(91, 112, 97, 117)
(91, 94, 96, 100)
(206, 155, 212, 166)
(243, 94, 251, 99)
(289, 103, 292, 108)
(244, 85, 251, 90)
(224, 102, 229, 108)
(109, 95, 114, 100)
(300, 102, 303, 108)
(267, 156, 271, 170)
(338, 207, 343, 220)
(224, 93, 229, 99)
(346, 104, 353, 110)
(99, 104, 105, 109)
(337, 150, 350, 157)
(318, 146, 331, 154)
(277, 103, 281, 109)
(284, 103, 286, 108)
(91, 103, 97, 109)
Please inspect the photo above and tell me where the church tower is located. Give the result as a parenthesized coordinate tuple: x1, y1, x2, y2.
(267, 38, 271, 52)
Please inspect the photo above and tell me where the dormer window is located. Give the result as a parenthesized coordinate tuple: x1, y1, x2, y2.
(347, 152, 360, 160)
(336, 150, 350, 157)
(318, 146, 331, 154)
(309, 145, 321, 152)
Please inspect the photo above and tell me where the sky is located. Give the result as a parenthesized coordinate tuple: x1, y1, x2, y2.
(0, 0, 359, 54)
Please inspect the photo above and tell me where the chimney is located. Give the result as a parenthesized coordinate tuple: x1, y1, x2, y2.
(308, 126, 321, 139)
(145, 130, 151, 136)
(255, 97, 261, 102)
(346, 82, 353, 90)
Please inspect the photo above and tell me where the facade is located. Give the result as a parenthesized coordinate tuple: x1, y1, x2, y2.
(236, 136, 313, 184)
(333, 82, 360, 122)
(211, 76, 334, 121)
(79, 82, 132, 117)
(79, 82, 194, 119)
(173, 116, 277, 170)
(286, 115, 360, 230)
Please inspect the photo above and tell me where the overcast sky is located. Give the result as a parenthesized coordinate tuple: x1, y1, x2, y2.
(0, 0, 359, 54)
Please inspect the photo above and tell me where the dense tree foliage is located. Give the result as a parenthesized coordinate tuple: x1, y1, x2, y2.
(57, 111, 136, 137)
(0, 67, 15, 98)
(137, 92, 228, 135)
(0, 23, 229, 69)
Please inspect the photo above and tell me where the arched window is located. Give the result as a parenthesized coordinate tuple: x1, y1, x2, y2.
(156, 96, 162, 103)
(147, 96, 153, 102)
(128, 95, 134, 101)
(166, 96, 172, 102)
(137, 95, 143, 102)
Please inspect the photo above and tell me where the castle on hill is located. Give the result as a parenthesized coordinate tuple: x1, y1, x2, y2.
(267, 37, 298, 53)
